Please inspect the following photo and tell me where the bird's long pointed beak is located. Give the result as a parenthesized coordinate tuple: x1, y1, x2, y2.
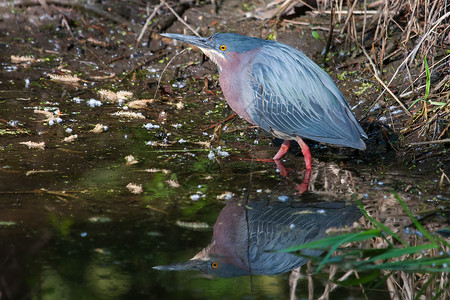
(161, 33, 214, 50)
(153, 259, 203, 271)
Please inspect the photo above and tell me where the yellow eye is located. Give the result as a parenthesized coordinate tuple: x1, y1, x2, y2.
(219, 45, 227, 51)
(211, 261, 219, 269)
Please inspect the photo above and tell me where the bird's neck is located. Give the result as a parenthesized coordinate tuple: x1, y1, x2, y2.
(217, 51, 251, 71)
(217, 51, 257, 125)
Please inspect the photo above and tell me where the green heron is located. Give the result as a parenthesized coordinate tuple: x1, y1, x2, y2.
(161, 33, 367, 170)
(154, 200, 361, 277)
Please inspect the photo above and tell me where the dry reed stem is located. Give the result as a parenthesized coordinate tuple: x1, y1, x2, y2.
(320, 0, 449, 144)
(322, 9, 378, 14)
(384, 10, 450, 91)
(386, 274, 400, 300)
(307, 261, 314, 300)
(317, 268, 353, 300)
(362, 48, 412, 116)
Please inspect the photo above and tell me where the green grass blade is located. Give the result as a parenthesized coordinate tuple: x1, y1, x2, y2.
(365, 243, 438, 263)
(277, 229, 382, 253)
(424, 55, 430, 101)
(316, 230, 383, 272)
(279, 196, 449, 275)
(428, 101, 447, 106)
(358, 257, 450, 272)
(312, 31, 320, 40)
(408, 97, 423, 110)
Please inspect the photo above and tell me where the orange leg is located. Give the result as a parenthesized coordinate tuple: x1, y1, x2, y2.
(273, 138, 311, 170)
(273, 140, 291, 160)
(295, 137, 311, 170)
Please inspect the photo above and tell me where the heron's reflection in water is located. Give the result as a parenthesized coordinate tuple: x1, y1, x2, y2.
(154, 199, 361, 280)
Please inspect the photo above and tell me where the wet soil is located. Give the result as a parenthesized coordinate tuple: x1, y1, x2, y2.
(0, 1, 449, 299)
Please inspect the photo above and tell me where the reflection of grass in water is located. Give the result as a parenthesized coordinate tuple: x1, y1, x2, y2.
(141, 157, 212, 197)
(49, 214, 74, 237)
(142, 169, 213, 219)
(281, 192, 449, 299)
(143, 173, 175, 200)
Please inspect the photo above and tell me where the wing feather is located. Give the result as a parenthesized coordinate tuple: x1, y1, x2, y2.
(247, 43, 366, 149)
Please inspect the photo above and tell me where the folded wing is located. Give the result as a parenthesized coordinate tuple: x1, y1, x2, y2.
(247, 43, 367, 150)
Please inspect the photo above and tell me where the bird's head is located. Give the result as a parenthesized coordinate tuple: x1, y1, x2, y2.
(153, 257, 250, 278)
(153, 242, 251, 278)
(161, 33, 267, 70)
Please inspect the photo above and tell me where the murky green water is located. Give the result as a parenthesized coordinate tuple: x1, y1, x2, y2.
(1, 3, 448, 298)
(1, 72, 446, 299)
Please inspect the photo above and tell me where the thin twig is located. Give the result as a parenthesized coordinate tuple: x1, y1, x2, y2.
(154, 48, 188, 98)
(38, 0, 52, 14)
(323, 0, 336, 64)
(362, 0, 367, 47)
(296, 0, 315, 11)
(281, 19, 310, 26)
(362, 48, 412, 116)
(377, 10, 450, 103)
(340, 0, 359, 35)
(275, 0, 295, 20)
(136, 2, 164, 47)
(320, 10, 378, 14)
(408, 11, 450, 65)
(201, 113, 236, 131)
(408, 138, 450, 146)
(160, 0, 200, 37)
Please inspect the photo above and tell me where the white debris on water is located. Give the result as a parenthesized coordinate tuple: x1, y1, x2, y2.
(86, 99, 102, 107)
(143, 123, 160, 130)
(370, 103, 380, 112)
(208, 151, 215, 160)
(190, 194, 201, 201)
(216, 146, 229, 157)
(351, 100, 364, 110)
(278, 195, 289, 202)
